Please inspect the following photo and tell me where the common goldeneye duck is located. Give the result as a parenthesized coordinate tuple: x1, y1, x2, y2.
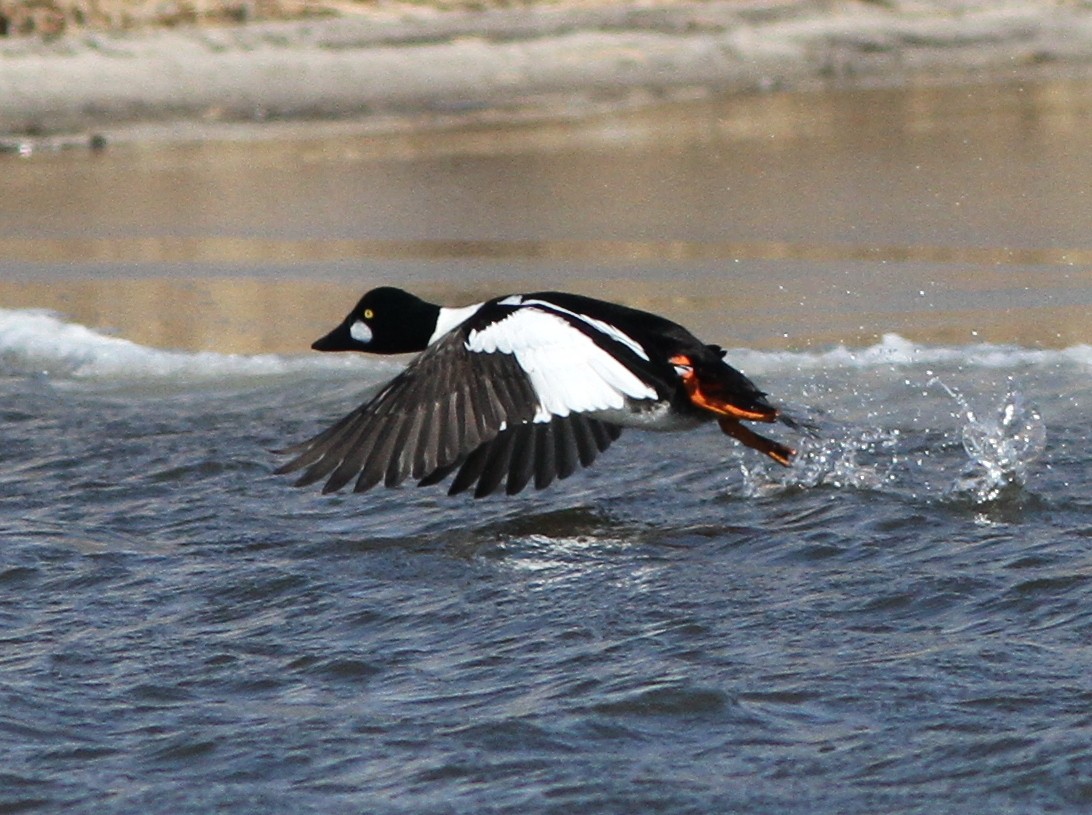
(278, 286, 796, 498)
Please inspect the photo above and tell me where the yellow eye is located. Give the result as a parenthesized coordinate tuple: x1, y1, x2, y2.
(363, 309, 374, 320)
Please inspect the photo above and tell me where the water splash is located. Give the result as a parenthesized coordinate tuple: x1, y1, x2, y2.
(736, 381, 1047, 504)
(739, 416, 901, 497)
(931, 379, 1046, 503)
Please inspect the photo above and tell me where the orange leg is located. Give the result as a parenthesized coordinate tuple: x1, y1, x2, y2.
(669, 354, 794, 465)
(717, 417, 796, 467)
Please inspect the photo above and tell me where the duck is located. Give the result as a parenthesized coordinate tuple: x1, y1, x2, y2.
(277, 286, 796, 498)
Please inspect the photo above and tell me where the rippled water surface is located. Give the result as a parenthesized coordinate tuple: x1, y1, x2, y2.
(2, 76, 1092, 813)
(2, 311, 1090, 814)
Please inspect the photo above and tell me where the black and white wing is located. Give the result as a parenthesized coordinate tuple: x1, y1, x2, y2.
(277, 305, 654, 497)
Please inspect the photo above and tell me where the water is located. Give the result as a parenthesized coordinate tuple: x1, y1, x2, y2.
(2, 308, 1090, 813)
(3, 74, 1092, 812)
(3, 77, 1092, 354)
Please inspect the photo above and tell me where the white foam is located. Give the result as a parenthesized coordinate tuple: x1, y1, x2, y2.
(0, 308, 390, 382)
(1, 310, 1088, 384)
(730, 332, 1092, 376)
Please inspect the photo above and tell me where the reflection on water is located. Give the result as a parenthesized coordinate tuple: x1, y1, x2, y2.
(1, 77, 1091, 352)
(2, 235, 1091, 267)
(3, 263, 1089, 355)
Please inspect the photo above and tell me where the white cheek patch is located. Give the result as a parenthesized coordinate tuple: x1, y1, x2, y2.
(349, 320, 372, 344)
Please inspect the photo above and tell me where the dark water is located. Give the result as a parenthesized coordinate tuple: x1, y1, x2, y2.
(3, 74, 1092, 813)
(1, 311, 1090, 813)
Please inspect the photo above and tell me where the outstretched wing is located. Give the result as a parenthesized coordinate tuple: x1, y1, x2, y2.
(277, 329, 539, 494)
(277, 305, 647, 496)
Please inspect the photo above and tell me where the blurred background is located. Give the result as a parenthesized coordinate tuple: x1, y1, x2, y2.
(3, 6, 1092, 815)
(1, 0, 1091, 354)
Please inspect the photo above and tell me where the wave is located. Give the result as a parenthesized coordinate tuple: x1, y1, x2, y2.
(1, 308, 1088, 383)
(732, 333, 1092, 375)
(0, 308, 391, 382)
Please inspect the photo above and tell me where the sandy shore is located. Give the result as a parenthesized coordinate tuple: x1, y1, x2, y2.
(3, 0, 1092, 140)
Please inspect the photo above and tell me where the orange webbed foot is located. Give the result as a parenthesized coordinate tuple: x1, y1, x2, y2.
(717, 417, 796, 467)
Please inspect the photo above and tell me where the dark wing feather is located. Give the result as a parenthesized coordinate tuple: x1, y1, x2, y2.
(445, 441, 491, 496)
(439, 415, 623, 498)
(321, 413, 391, 493)
(552, 418, 578, 480)
(472, 429, 517, 499)
(276, 330, 540, 494)
(504, 423, 537, 496)
(533, 421, 557, 491)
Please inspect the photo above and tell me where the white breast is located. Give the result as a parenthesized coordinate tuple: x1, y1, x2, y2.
(429, 302, 483, 346)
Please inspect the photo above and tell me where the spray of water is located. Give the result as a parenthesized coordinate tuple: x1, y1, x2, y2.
(930, 379, 1046, 502)
(736, 381, 1046, 505)
(738, 408, 901, 497)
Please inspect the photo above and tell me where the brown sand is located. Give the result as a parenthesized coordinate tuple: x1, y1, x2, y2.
(3, 1, 1092, 139)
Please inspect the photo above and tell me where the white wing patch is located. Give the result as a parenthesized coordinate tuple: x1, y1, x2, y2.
(466, 306, 657, 422)
(519, 298, 650, 361)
